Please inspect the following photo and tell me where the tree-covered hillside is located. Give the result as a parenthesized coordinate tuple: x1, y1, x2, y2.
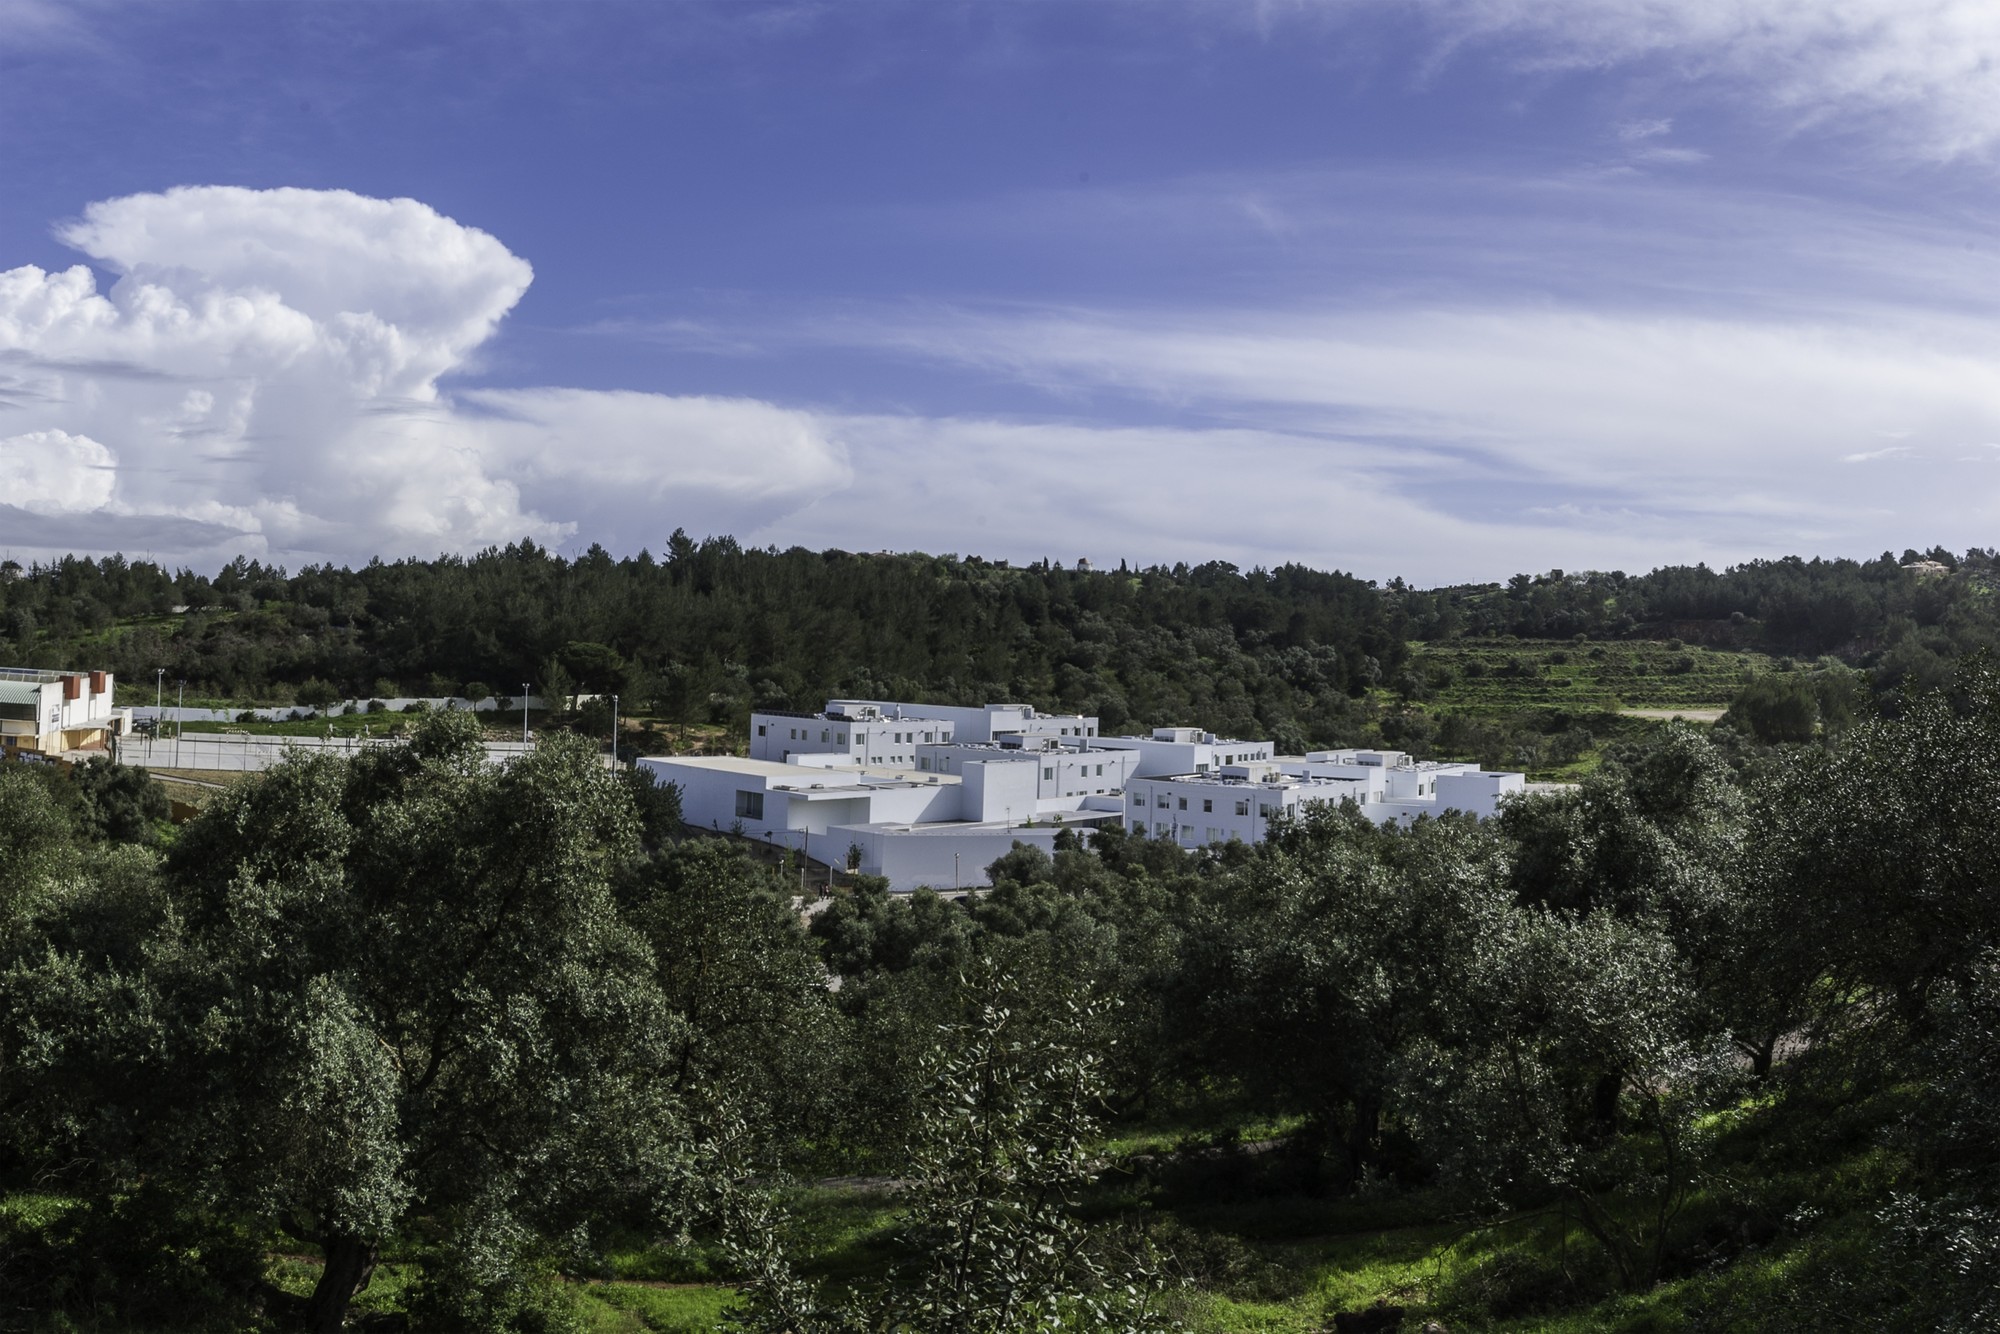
(3, 539, 1997, 762)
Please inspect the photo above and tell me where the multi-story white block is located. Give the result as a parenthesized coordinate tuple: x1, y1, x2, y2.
(915, 736, 1139, 806)
(1093, 727, 1275, 778)
(748, 702, 956, 767)
(1126, 749, 1526, 847)
(827, 699, 1100, 744)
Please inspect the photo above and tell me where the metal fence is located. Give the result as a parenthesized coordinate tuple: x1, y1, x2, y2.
(116, 733, 540, 773)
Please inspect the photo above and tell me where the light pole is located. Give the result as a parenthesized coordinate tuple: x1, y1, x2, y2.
(610, 693, 619, 769)
(521, 683, 530, 745)
(174, 678, 183, 768)
(154, 668, 163, 759)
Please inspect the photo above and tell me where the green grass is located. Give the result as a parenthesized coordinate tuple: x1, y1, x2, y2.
(577, 1282, 737, 1333)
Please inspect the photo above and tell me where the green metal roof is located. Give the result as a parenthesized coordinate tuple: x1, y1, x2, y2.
(0, 681, 44, 706)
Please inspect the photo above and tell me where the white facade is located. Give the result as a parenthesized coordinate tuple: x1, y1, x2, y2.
(829, 819, 1080, 893)
(1127, 749, 1526, 847)
(748, 702, 956, 767)
(915, 738, 1139, 809)
(829, 699, 1099, 744)
(641, 755, 963, 844)
(1278, 748, 1525, 820)
(0, 668, 129, 755)
(1094, 727, 1276, 778)
(640, 751, 1121, 892)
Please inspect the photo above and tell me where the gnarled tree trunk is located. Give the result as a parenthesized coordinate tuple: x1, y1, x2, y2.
(305, 1232, 378, 1334)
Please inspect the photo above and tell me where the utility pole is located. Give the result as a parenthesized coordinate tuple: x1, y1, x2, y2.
(174, 679, 183, 768)
(521, 683, 531, 745)
(610, 693, 619, 769)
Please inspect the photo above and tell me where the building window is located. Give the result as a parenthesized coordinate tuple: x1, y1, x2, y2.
(1202, 799, 1213, 813)
(1235, 799, 1250, 816)
(1044, 767, 1054, 780)
(1156, 822, 1170, 836)
(1132, 820, 1146, 834)
(734, 790, 764, 820)
(1260, 803, 1279, 817)
(1207, 828, 1222, 843)
(1178, 796, 1187, 810)
(920, 758, 930, 770)
(756, 724, 766, 737)
(820, 729, 829, 742)
(1156, 794, 1169, 808)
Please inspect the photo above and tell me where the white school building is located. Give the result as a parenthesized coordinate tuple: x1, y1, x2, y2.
(650, 698, 1524, 893)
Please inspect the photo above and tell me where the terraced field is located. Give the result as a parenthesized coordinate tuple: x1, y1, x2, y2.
(1408, 638, 1768, 716)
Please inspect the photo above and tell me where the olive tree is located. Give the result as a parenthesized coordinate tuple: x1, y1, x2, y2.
(15, 712, 698, 1332)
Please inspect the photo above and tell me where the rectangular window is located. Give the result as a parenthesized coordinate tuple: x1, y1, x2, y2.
(1156, 822, 1170, 836)
(1132, 821, 1146, 835)
(756, 724, 767, 737)
(1260, 803, 1279, 817)
(1207, 827, 1222, 843)
(1094, 764, 1103, 776)
(1043, 767, 1054, 780)
(1178, 796, 1187, 810)
(734, 790, 764, 820)
(820, 729, 829, 742)
(1203, 799, 1213, 813)
(1235, 799, 1250, 816)
(1156, 794, 1169, 808)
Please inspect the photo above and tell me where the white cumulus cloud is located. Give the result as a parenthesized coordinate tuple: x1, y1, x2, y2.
(0, 429, 116, 515)
(0, 186, 848, 563)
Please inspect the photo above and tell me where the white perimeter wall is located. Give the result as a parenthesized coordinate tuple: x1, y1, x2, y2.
(835, 823, 1067, 893)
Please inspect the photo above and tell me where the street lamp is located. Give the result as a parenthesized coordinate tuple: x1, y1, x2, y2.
(521, 683, 531, 745)
(174, 678, 184, 768)
(610, 693, 619, 769)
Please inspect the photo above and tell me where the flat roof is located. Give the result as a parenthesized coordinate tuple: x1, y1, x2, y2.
(1134, 771, 1370, 789)
(641, 755, 820, 778)
(638, 755, 962, 788)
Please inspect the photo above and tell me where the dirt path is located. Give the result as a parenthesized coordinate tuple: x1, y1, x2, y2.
(1619, 707, 1726, 723)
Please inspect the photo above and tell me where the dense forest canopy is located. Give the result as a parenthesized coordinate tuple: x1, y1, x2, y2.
(1, 537, 1993, 746)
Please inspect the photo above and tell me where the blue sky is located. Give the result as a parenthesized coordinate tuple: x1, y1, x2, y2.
(3, 0, 1999, 583)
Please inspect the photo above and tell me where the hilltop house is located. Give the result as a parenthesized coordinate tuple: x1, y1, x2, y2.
(0, 668, 132, 756)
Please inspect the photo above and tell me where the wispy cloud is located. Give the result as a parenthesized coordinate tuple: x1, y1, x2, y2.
(1397, 0, 2000, 162)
